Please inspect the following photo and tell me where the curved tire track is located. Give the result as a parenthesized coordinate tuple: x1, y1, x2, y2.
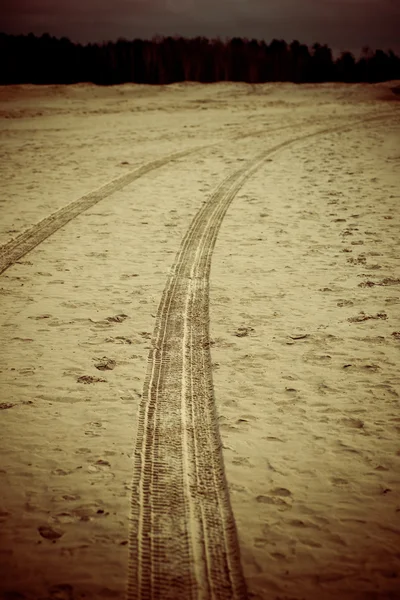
(0, 146, 209, 275)
(127, 110, 398, 600)
(232, 107, 398, 140)
(1, 109, 396, 277)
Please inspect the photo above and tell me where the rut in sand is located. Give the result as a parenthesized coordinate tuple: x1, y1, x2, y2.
(0, 108, 390, 278)
(127, 110, 398, 600)
(0, 147, 207, 275)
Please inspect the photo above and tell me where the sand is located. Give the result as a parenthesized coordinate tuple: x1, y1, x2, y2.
(0, 81, 399, 600)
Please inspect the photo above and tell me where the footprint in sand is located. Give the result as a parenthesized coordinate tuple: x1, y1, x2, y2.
(270, 487, 292, 497)
(62, 494, 80, 502)
(89, 314, 129, 327)
(236, 414, 257, 424)
(75, 447, 91, 456)
(340, 417, 364, 429)
(348, 311, 388, 323)
(254, 537, 269, 549)
(331, 477, 349, 486)
(347, 256, 367, 265)
(0, 402, 15, 410)
(87, 459, 115, 483)
(255, 495, 291, 510)
(233, 326, 255, 337)
(218, 421, 239, 432)
(50, 505, 110, 525)
(83, 421, 103, 437)
(105, 336, 134, 344)
(288, 519, 319, 529)
(38, 525, 64, 541)
(51, 468, 74, 476)
(232, 457, 252, 467)
(269, 551, 289, 559)
(336, 440, 362, 454)
(337, 299, 354, 307)
(77, 375, 106, 384)
(139, 332, 152, 340)
(94, 357, 116, 371)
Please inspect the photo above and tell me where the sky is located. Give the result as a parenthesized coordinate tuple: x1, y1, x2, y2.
(2, 0, 400, 57)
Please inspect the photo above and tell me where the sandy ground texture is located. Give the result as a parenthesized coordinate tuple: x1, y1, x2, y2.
(0, 81, 400, 600)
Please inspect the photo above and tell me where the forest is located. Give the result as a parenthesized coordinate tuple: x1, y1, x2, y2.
(1, 32, 399, 85)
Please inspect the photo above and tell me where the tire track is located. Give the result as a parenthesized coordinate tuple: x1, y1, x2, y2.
(231, 107, 397, 140)
(0, 146, 209, 275)
(1, 108, 395, 276)
(127, 109, 398, 600)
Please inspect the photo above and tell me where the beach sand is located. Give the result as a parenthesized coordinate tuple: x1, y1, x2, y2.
(0, 81, 399, 600)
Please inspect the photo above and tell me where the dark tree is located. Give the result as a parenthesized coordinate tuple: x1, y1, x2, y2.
(336, 51, 357, 82)
(0, 32, 399, 85)
(310, 43, 335, 82)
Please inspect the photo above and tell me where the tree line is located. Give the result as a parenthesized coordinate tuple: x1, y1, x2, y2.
(1, 32, 399, 85)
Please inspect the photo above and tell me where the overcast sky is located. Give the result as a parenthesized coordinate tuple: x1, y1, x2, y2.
(2, 0, 400, 57)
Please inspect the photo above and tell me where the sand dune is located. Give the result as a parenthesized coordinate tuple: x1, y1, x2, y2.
(0, 82, 399, 600)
